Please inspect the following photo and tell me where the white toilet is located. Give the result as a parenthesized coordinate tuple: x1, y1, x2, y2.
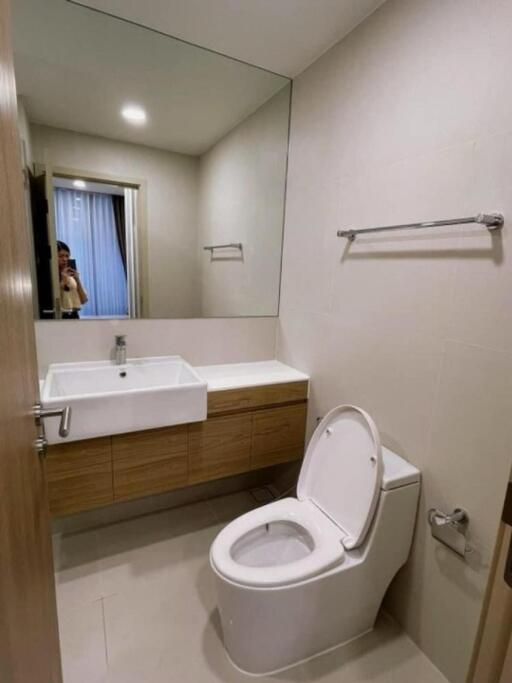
(210, 405, 421, 675)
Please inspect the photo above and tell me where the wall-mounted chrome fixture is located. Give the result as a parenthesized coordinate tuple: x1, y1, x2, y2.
(337, 212, 504, 242)
(203, 242, 243, 252)
(428, 507, 471, 558)
(114, 335, 127, 366)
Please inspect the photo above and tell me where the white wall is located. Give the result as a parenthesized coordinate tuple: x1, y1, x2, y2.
(198, 86, 290, 316)
(31, 124, 200, 318)
(277, 1, 512, 682)
(35, 317, 277, 376)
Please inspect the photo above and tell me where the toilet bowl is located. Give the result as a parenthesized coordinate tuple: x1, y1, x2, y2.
(210, 405, 421, 675)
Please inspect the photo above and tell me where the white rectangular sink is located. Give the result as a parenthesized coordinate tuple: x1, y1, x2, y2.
(41, 356, 207, 444)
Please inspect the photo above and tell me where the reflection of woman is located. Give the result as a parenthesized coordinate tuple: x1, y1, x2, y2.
(57, 241, 88, 319)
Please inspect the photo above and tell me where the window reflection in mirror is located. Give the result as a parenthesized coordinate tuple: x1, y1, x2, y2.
(13, 0, 291, 319)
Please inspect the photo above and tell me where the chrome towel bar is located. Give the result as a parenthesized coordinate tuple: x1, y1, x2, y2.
(337, 212, 504, 242)
(203, 242, 243, 251)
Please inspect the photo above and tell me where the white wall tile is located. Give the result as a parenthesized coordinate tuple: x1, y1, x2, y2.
(278, 0, 512, 680)
(198, 87, 289, 317)
(35, 317, 277, 376)
(386, 341, 512, 683)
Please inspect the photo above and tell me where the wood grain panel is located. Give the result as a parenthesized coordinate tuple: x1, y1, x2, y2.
(251, 403, 307, 469)
(46, 437, 111, 479)
(0, 0, 62, 678)
(47, 465, 114, 516)
(45, 438, 113, 515)
(112, 425, 188, 466)
(207, 381, 308, 416)
(114, 456, 188, 502)
(112, 425, 189, 502)
(47, 384, 309, 516)
(189, 413, 252, 484)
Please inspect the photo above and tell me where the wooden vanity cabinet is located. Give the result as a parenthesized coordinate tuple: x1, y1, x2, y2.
(45, 381, 308, 516)
(189, 413, 252, 485)
(45, 437, 113, 516)
(251, 403, 308, 469)
(207, 381, 308, 415)
(112, 425, 188, 502)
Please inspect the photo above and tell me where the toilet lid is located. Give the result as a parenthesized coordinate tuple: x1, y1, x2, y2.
(297, 405, 383, 549)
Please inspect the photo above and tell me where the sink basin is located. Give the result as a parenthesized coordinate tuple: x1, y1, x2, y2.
(41, 356, 207, 444)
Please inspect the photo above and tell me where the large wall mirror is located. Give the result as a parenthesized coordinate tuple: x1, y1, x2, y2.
(13, 0, 291, 319)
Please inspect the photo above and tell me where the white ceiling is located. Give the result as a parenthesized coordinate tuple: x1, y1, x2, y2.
(13, 0, 288, 155)
(13, 0, 386, 156)
(71, 0, 387, 77)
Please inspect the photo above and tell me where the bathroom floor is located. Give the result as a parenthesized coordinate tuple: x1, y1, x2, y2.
(53, 491, 448, 683)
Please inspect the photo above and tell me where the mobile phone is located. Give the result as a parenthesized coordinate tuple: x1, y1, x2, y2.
(68, 258, 77, 270)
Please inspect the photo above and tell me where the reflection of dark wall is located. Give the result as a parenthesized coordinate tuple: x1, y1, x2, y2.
(29, 172, 54, 318)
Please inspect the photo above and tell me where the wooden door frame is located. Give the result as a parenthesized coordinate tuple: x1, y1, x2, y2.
(467, 480, 512, 682)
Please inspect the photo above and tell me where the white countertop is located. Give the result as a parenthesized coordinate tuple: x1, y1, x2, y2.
(40, 360, 309, 394)
(194, 360, 309, 391)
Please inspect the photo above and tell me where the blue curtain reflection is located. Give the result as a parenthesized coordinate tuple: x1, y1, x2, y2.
(54, 188, 128, 317)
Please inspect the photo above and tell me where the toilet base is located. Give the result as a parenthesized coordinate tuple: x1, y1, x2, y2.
(213, 555, 381, 675)
(222, 621, 374, 677)
(211, 483, 420, 675)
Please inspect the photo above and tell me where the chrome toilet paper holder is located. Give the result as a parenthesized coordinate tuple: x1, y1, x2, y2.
(428, 507, 471, 558)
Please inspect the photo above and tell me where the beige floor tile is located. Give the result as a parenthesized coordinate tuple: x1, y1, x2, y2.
(296, 614, 447, 682)
(102, 546, 220, 682)
(55, 495, 449, 683)
(208, 490, 260, 523)
(58, 599, 108, 683)
(95, 500, 218, 597)
(53, 529, 104, 612)
(102, 564, 298, 683)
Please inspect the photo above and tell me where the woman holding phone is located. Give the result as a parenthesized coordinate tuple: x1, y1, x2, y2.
(57, 240, 88, 318)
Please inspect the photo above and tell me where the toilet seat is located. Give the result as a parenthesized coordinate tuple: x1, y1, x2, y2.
(210, 498, 345, 587)
(211, 405, 383, 590)
(298, 404, 382, 549)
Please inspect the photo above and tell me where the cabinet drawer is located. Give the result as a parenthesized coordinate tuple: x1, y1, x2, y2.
(207, 381, 308, 416)
(46, 437, 113, 516)
(46, 437, 111, 480)
(112, 425, 188, 466)
(189, 413, 252, 484)
(112, 425, 189, 502)
(251, 403, 307, 469)
(113, 456, 188, 502)
(47, 464, 113, 516)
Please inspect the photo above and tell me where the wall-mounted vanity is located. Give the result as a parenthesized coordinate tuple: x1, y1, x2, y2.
(43, 361, 309, 516)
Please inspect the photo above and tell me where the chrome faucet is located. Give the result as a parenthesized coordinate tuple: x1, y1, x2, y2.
(114, 335, 127, 365)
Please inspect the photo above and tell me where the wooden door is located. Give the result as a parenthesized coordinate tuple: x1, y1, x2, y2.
(0, 0, 62, 680)
(468, 479, 512, 683)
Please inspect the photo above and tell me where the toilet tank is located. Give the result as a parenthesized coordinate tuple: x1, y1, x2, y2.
(381, 447, 420, 491)
(360, 446, 421, 575)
